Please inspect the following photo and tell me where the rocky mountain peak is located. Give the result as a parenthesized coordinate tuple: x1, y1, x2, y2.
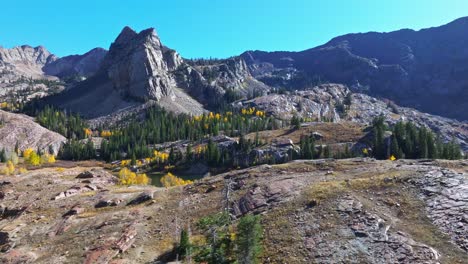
(113, 26, 138, 46)
(0, 45, 56, 66)
(100, 26, 182, 101)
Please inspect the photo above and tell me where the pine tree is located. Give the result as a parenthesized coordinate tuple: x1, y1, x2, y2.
(178, 229, 191, 259)
(14, 141, 19, 155)
(186, 144, 193, 162)
(131, 152, 137, 166)
(324, 145, 331, 158)
(0, 148, 6, 162)
(390, 134, 402, 159)
(427, 132, 437, 159)
(291, 115, 301, 130)
(236, 215, 263, 264)
(418, 128, 428, 158)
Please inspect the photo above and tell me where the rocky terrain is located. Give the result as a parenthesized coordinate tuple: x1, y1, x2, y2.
(240, 17, 468, 120)
(0, 159, 466, 263)
(43, 48, 107, 79)
(0, 46, 63, 103)
(237, 83, 468, 152)
(0, 110, 65, 154)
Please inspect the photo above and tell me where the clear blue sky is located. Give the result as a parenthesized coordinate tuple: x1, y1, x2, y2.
(1, 0, 467, 58)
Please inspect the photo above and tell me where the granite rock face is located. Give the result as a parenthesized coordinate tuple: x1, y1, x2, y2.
(102, 27, 182, 101)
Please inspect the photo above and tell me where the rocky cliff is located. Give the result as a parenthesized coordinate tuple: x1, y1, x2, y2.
(240, 17, 468, 120)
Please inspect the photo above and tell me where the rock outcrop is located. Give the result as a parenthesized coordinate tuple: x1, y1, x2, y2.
(0, 109, 65, 154)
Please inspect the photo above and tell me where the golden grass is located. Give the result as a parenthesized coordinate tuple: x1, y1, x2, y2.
(79, 191, 97, 197)
(307, 170, 411, 202)
(77, 211, 98, 218)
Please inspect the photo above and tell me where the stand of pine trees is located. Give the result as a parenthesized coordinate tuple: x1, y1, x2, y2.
(99, 106, 276, 162)
(35, 106, 88, 139)
(372, 117, 462, 160)
(58, 139, 96, 160)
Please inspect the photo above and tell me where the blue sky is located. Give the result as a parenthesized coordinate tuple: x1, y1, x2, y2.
(1, 0, 467, 58)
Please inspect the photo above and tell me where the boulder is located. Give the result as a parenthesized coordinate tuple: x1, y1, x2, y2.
(127, 191, 154, 206)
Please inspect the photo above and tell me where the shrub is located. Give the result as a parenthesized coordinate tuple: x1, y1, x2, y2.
(160, 172, 193, 187)
(118, 168, 149, 185)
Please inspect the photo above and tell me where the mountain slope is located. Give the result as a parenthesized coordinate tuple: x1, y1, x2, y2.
(0, 109, 65, 154)
(240, 17, 468, 120)
(236, 83, 468, 151)
(43, 47, 107, 79)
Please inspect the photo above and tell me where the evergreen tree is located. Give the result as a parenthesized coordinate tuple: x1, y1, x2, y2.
(323, 145, 331, 158)
(291, 115, 301, 130)
(0, 148, 6, 162)
(186, 144, 193, 163)
(14, 141, 19, 155)
(390, 134, 402, 159)
(178, 229, 191, 260)
(236, 215, 263, 264)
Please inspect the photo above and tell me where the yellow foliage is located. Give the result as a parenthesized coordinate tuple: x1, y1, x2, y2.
(136, 173, 150, 185)
(23, 148, 34, 159)
(121, 159, 131, 166)
(389, 155, 397, 161)
(160, 172, 193, 187)
(1, 161, 15, 175)
(255, 110, 265, 117)
(241, 107, 256, 115)
(118, 168, 150, 185)
(84, 128, 93, 137)
(18, 167, 27, 174)
(55, 167, 65, 172)
(362, 148, 369, 155)
(6, 161, 15, 174)
(25, 150, 41, 166)
(40, 153, 56, 164)
(153, 151, 169, 163)
(29, 153, 41, 166)
(100, 130, 112, 137)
